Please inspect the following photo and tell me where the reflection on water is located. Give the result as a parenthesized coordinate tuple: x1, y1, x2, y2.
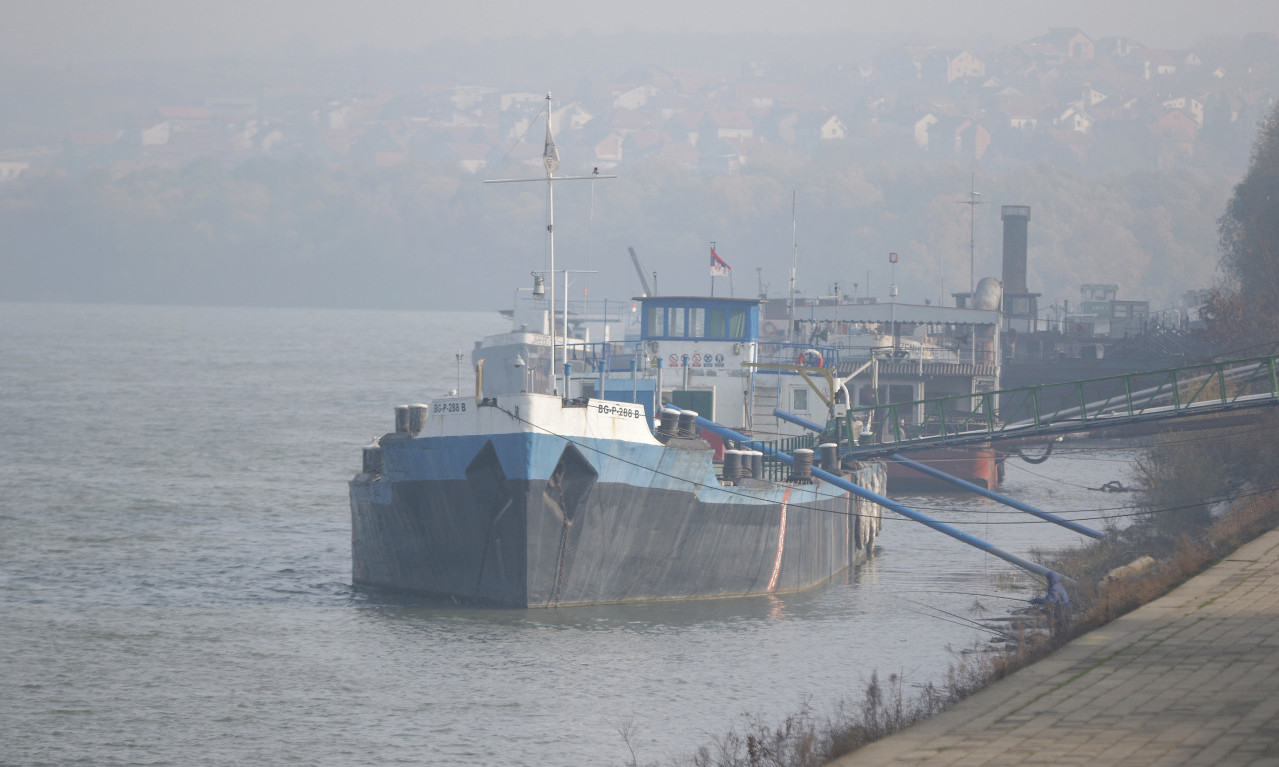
(0, 303, 1145, 767)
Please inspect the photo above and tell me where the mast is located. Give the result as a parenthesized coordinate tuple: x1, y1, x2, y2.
(954, 173, 989, 298)
(543, 93, 560, 394)
(788, 190, 797, 343)
(484, 92, 615, 397)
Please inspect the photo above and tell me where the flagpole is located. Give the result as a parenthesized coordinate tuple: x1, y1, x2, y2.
(710, 241, 715, 298)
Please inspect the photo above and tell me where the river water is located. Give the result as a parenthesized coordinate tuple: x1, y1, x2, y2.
(0, 302, 1142, 766)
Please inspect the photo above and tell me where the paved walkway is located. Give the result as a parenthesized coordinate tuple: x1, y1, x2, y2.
(830, 528, 1279, 766)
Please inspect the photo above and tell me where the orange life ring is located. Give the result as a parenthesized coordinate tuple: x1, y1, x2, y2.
(763, 321, 778, 335)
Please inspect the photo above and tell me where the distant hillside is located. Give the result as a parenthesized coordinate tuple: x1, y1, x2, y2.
(0, 155, 1228, 311)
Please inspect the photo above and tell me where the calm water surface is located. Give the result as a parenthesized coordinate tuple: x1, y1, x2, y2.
(0, 303, 1142, 766)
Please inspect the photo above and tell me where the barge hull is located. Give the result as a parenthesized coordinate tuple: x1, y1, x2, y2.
(352, 466, 885, 608)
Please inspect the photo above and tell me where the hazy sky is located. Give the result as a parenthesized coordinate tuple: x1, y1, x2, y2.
(7, 0, 1278, 66)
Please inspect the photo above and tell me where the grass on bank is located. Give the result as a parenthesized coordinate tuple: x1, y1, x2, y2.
(623, 423, 1279, 767)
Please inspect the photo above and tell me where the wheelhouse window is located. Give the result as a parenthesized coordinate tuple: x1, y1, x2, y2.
(707, 307, 726, 338)
(643, 300, 756, 340)
(647, 305, 665, 336)
(670, 307, 686, 337)
(690, 307, 706, 338)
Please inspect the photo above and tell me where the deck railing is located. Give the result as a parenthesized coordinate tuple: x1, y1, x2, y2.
(843, 354, 1279, 453)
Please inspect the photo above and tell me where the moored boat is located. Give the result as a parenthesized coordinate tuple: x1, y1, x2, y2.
(349, 92, 887, 606)
(349, 390, 884, 606)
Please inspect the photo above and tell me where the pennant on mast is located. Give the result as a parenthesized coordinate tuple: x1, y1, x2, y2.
(543, 94, 560, 176)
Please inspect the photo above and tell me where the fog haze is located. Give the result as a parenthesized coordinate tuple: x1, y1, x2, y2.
(7, 0, 1277, 65)
(2, 1, 1277, 312)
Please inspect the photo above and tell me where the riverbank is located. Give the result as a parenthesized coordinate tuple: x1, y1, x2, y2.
(828, 495, 1279, 765)
(637, 446, 1279, 767)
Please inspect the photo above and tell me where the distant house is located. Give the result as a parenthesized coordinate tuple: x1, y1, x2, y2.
(500, 92, 543, 111)
(1162, 96, 1205, 126)
(1142, 51, 1179, 79)
(818, 115, 848, 140)
(914, 112, 938, 149)
(1026, 28, 1095, 64)
(1082, 86, 1108, 108)
(449, 86, 497, 111)
(593, 132, 624, 168)
(553, 102, 594, 132)
(703, 111, 755, 140)
(1095, 36, 1144, 58)
(1147, 109, 1199, 167)
(946, 50, 986, 83)
(998, 96, 1042, 131)
(0, 162, 29, 181)
(140, 122, 171, 146)
(770, 111, 848, 145)
(1056, 105, 1095, 133)
(612, 84, 657, 111)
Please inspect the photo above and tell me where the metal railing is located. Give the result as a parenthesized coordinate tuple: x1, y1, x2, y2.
(747, 433, 819, 482)
(843, 354, 1279, 454)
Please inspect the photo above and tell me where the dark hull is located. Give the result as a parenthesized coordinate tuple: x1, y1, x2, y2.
(351, 471, 883, 608)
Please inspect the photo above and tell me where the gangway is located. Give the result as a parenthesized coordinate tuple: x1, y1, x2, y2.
(842, 354, 1279, 457)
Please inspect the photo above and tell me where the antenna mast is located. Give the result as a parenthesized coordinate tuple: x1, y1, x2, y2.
(954, 173, 990, 298)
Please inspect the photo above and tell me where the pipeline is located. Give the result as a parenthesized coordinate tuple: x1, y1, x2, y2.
(887, 453, 1106, 540)
(694, 416, 1068, 583)
(772, 407, 827, 433)
(774, 407, 1103, 539)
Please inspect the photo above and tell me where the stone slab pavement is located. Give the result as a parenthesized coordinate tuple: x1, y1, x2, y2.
(829, 528, 1279, 766)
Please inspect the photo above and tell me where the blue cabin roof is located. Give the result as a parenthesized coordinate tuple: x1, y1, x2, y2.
(636, 296, 764, 342)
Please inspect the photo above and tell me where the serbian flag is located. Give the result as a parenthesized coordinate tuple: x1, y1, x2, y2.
(710, 247, 731, 277)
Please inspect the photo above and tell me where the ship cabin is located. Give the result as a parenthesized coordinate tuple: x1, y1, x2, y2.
(638, 296, 763, 431)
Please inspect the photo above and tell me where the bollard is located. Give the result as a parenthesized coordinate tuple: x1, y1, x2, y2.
(657, 408, 681, 441)
(790, 448, 814, 482)
(677, 409, 699, 438)
(409, 403, 429, 434)
(722, 450, 742, 484)
(819, 442, 840, 473)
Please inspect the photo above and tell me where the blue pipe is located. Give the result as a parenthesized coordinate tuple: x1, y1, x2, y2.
(888, 453, 1107, 540)
(773, 407, 827, 434)
(695, 416, 1065, 583)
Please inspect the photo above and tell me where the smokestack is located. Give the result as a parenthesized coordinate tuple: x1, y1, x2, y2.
(1001, 205, 1031, 295)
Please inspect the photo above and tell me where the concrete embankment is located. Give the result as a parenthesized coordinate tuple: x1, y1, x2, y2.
(829, 527, 1279, 766)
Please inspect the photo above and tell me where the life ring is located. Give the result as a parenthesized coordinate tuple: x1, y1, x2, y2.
(797, 349, 824, 367)
(1072, 322, 1086, 335)
(763, 320, 778, 335)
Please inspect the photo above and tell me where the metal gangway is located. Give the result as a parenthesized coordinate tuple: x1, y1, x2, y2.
(843, 354, 1279, 457)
